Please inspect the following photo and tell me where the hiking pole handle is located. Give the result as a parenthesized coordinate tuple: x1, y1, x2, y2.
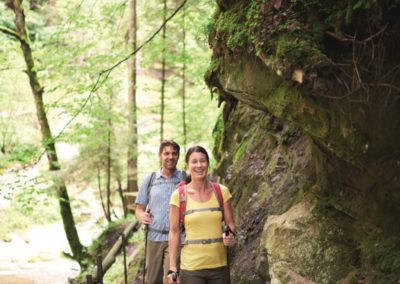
(144, 208, 151, 228)
(172, 271, 178, 282)
(224, 225, 231, 236)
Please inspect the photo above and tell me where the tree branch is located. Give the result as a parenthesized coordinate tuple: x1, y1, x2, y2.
(52, 0, 188, 140)
(326, 24, 388, 44)
(0, 25, 21, 40)
(29, 0, 188, 167)
(368, 83, 400, 94)
(99, 0, 188, 77)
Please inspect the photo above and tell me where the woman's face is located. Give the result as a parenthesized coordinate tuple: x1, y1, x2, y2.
(187, 152, 209, 180)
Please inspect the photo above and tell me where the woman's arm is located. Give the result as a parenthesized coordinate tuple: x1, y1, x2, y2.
(224, 199, 235, 233)
(168, 204, 180, 283)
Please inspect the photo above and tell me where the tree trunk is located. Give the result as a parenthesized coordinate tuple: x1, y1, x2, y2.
(106, 97, 112, 222)
(97, 167, 108, 219)
(160, 0, 167, 144)
(181, 3, 187, 153)
(8, 0, 86, 266)
(127, 0, 139, 204)
(117, 178, 127, 217)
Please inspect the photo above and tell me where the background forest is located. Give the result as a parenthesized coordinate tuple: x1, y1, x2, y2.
(3, 0, 399, 283)
(0, 0, 217, 283)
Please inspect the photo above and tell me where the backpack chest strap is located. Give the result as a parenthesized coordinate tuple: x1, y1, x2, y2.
(183, 207, 222, 216)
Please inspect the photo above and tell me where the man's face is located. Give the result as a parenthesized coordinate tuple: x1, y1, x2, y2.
(159, 146, 179, 171)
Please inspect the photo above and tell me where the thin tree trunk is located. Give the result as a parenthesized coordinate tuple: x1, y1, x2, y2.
(106, 97, 112, 222)
(7, 0, 86, 266)
(127, 0, 139, 204)
(181, 3, 187, 153)
(117, 178, 127, 217)
(97, 167, 108, 219)
(160, 0, 167, 144)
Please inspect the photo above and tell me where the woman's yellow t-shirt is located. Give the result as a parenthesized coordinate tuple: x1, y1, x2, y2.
(170, 184, 232, 271)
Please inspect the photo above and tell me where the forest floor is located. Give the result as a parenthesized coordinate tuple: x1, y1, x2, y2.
(0, 153, 103, 284)
(0, 222, 81, 284)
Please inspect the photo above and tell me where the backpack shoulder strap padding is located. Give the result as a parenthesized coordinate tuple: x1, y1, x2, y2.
(178, 184, 187, 226)
(211, 182, 224, 217)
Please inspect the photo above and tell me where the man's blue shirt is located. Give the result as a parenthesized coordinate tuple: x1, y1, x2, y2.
(135, 169, 185, 242)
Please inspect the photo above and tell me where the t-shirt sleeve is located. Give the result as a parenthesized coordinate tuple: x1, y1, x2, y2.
(220, 184, 232, 203)
(170, 189, 180, 207)
(135, 173, 152, 205)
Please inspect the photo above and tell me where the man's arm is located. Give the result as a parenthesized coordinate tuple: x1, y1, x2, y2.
(135, 173, 154, 225)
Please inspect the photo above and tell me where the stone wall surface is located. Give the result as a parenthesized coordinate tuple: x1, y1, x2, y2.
(207, 1, 400, 283)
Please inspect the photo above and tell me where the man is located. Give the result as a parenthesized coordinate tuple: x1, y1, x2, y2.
(135, 140, 186, 284)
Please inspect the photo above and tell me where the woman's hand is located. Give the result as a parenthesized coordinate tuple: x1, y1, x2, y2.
(223, 231, 235, 247)
(166, 271, 180, 283)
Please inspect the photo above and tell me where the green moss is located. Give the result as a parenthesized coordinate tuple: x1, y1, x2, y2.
(358, 236, 400, 283)
(213, 1, 249, 51)
(204, 57, 221, 85)
(233, 139, 249, 163)
(275, 34, 325, 67)
(212, 111, 225, 160)
(211, 0, 396, 74)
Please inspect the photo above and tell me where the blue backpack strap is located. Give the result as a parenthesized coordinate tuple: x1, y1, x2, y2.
(178, 184, 187, 231)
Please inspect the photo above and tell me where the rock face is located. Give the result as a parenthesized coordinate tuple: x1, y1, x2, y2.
(206, 1, 400, 283)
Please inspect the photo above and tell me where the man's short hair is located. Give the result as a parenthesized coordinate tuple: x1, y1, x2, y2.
(159, 140, 180, 155)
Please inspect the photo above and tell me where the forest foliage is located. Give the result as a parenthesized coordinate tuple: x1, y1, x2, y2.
(0, 0, 217, 254)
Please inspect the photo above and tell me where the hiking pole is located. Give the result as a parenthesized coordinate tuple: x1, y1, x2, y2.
(143, 208, 150, 284)
(224, 225, 231, 284)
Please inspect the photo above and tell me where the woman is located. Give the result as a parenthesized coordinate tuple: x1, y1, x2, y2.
(167, 145, 235, 284)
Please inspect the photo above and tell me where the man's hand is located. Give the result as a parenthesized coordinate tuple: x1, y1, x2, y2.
(140, 209, 153, 225)
(136, 205, 153, 225)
